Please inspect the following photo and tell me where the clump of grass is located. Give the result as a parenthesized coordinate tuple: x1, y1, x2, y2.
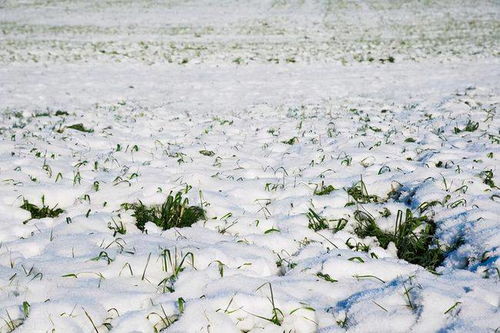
(20, 196, 64, 223)
(346, 178, 380, 205)
(314, 181, 336, 196)
(306, 208, 329, 231)
(233, 57, 244, 64)
(108, 218, 126, 236)
(123, 191, 205, 231)
(454, 120, 479, 134)
(379, 207, 391, 217)
(306, 208, 347, 232)
(379, 56, 395, 63)
(281, 137, 298, 145)
(66, 123, 94, 133)
(479, 169, 497, 189)
(199, 150, 215, 157)
(55, 110, 69, 116)
(33, 112, 50, 117)
(353, 209, 444, 270)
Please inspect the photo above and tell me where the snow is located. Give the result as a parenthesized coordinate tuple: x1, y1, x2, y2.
(0, 0, 499, 332)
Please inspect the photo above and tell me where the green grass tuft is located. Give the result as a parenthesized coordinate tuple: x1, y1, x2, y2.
(454, 120, 479, 134)
(314, 182, 336, 196)
(66, 123, 94, 133)
(316, 272, 338, 283)
(480, 169, 497, 189)
(21, 197, 64, 223)
(353, 209, 444, 269)
(346, 178, 380, 204)
(306, 208, 329, 231)
(281, 137, 298, 145)
(123, 191, 205, 231)
(199, 150, 215, 157)
(55, 110, 69, 116)
(306, 208, 347, 232)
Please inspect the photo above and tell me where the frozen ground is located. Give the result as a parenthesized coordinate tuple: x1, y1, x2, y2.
(0, 0, 499, 332)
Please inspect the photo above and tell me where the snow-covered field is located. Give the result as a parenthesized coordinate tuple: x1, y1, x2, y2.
(1, 0, 499, 332)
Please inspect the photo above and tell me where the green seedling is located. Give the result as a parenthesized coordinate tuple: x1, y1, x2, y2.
(148, 304, 178, 332)
(108, 218, 126, 236)
(158, 249, 195, 292)
(306, 209, 347, 232)
(21, 196, 64, 223)
(454, 120, 479, 133)
(306, 208, 329, 231)
(444, 302, 461, 315)
(199, 150, 215, 156)
(253, 283, 284, 326)
(66, 123, 94, 133)
(479, 169, 497, 189)
(314, 181, 336, 196)
(316, 272, 337, 283)
(346, 178, 380, 204)
(282, 137, 298, 145)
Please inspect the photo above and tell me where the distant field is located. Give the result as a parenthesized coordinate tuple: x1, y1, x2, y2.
(1, 0, 498, 64)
